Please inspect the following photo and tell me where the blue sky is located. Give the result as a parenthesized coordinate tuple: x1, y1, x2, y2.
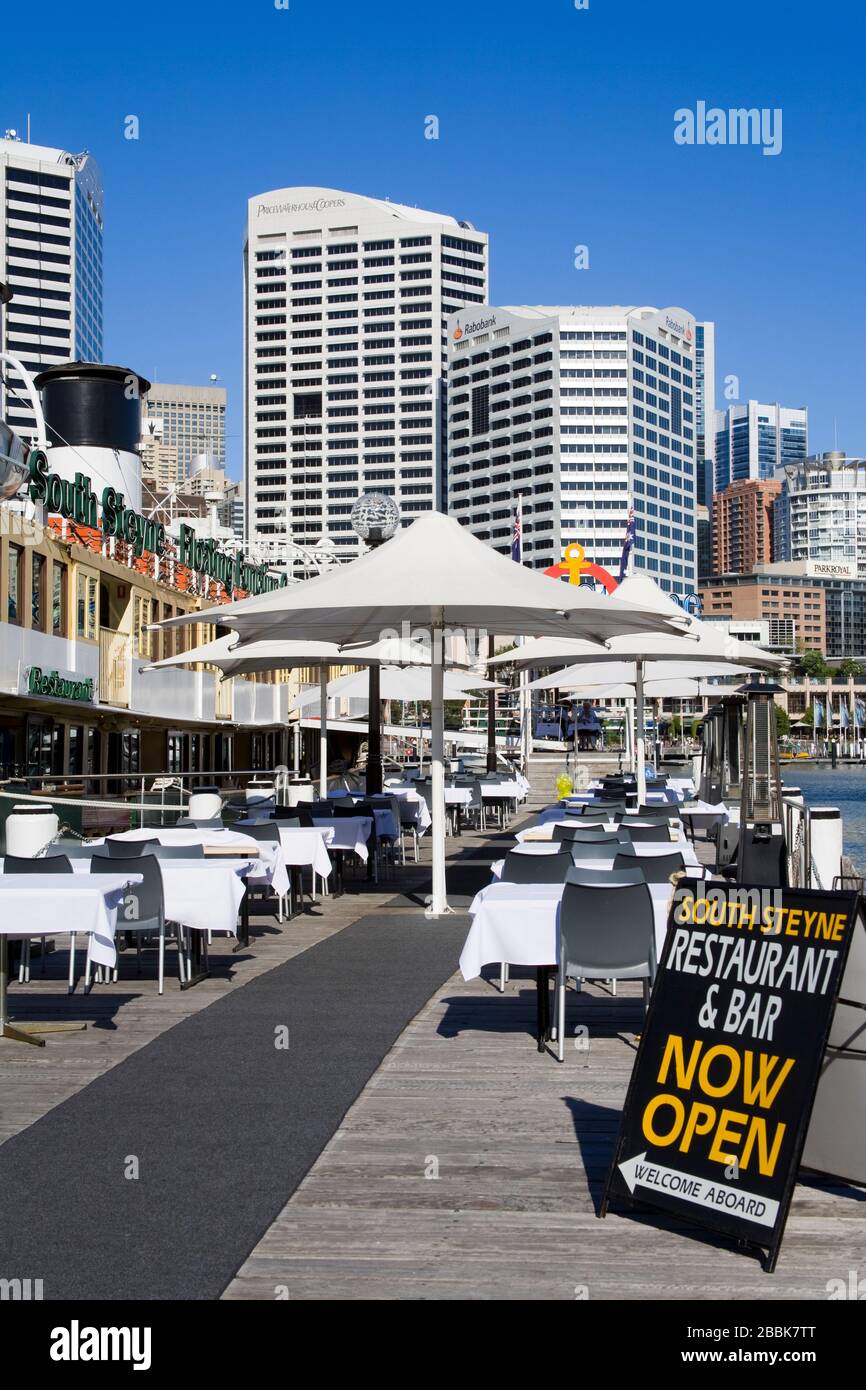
(6, 0, 865, 478)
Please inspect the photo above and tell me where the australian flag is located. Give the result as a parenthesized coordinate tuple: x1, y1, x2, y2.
(618, 506, 636, 583)
(511, 498, 522, 563)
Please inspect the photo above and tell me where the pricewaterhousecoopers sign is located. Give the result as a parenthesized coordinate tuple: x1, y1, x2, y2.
(28, 452, 286, 597)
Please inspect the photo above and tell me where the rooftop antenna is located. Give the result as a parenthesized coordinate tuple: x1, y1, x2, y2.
(26, 113, 30, 143)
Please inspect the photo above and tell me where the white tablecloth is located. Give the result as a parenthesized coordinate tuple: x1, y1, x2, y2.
(460, 880, 675, 980)
(273, 826, 333, 879)
(0, 874, 140, 968)
(64, 857, 248, 935)
(493, 839, 700, 878)
(480, 780, 522, 800)
(382, 786, 433, 831)
(679, 801, 729, 833)
(92, 827, 291, 899)
(312, 816, 372, 863)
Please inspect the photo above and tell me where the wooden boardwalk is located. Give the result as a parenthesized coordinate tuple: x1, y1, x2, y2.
(0, 857, 428, 1147)
(225, 828, 866, 1301)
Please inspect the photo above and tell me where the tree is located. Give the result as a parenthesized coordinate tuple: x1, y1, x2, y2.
(775, 704, 791, 737)
(837, 657, 866, 679)
(796, 650, 831, 679)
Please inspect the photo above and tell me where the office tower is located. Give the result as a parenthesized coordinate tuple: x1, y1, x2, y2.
(774, 451, 866, 576)
(714, 400, 807, 492)
(141, 381, 226, 483)
(243, 186, 489, 561)
(712, 477, 781, 575)
(220, 479, 244, 540)
(696, 503, 712, 580)
(446, 303, 698, 592)
(694, 321, 715, 507)
(0, 132, 103, 440)
(140, 421, 181, 491)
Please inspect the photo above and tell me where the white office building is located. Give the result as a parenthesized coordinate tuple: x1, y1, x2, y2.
(0, 132, 103, 440)
(775, 451, 866, 577)
(446, 304, 698, 592)
(141, 381, 226, 483)
(243, 187, 488, 562)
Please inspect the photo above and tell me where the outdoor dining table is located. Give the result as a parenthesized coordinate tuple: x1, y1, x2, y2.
(461, 878, 680, 1051)
(678, 801, 730, 842)
(381, 785, 433, 832)
(0, 873, 140, 1045)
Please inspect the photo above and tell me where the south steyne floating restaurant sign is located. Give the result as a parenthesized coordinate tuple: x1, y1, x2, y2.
(27, 452, 286, 597)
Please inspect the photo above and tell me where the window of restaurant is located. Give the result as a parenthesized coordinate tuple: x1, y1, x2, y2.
(7, 544, 23, 624)
(86, 727, 101, 790)
(76, 572, 98, 640)
(162, 604, 174, 659)
(52, 560, 67, 636)
(167, 732, 184, 774)
(214, 732, 233, 773)
(68, 723, 84, 776)
(26, 716, 63, 778)
(107, 728, 140, 792)
(31, 553, 47, 631)
(133, 594, 152, 656)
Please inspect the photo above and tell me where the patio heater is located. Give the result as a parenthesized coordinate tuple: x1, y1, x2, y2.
(351, 493, 400, 795)
(737, 677, 787, 887)
(699, 695, 744, 805)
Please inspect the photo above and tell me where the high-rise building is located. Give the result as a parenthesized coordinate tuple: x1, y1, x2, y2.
(141, 382, 226, 483)
(243, 187, 489, 561)
(714, 400, 807, 492)
(774, 451, 866, 576)
(445, 303, 698, 592)
(0, 132, 103, 440)
(694, 321, 715, 508)
(711, 477, 781, 575)
(139, 421, 181, 491)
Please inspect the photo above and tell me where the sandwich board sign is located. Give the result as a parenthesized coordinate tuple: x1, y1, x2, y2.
(601, 878, 860, 1272)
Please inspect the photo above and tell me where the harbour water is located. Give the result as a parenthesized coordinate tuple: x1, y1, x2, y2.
(784, 762, 866, 870)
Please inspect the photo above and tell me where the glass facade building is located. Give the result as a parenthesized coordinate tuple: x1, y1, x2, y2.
(714, 400, 807, 491)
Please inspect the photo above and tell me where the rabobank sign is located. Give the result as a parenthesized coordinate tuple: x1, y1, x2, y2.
(257, 197, 347, 218)
(664, 312, 693, 341)
(453, 313, 497, 340)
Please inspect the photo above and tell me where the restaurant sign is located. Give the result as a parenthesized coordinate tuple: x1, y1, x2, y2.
(26, 666, 95, 703)
(602, 879, 859, 1272)
(27, 451, 285, 597)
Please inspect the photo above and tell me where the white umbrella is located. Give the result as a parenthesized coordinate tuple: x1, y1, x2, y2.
(293, 664, 498, 708)
(491, 572, 785, 803)
(155, 513, 682, 913)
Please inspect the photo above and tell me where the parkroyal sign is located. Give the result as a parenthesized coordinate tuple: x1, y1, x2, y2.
(602, 879, 860, 1272)
(27, 451, 285, 597)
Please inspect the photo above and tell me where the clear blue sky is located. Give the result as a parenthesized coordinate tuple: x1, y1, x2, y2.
(7, 0, 865, 478)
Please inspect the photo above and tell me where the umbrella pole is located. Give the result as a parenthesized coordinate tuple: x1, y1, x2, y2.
(635, 659, 647, 805)
(428, 613, 450, 917)
(319, 663, 328, 800)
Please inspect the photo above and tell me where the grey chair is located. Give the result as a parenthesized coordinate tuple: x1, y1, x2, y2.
(152, 843, 205, 860)
(46, 842, 96, 860)
(568, 838, 623, 861)
(90, 853, 181, 994)
(555, 873, 657, 1060)
(551, 824, 588, 843)
(237, 820, 290, 919)
(625, 823, 672, 844)
(3, 853, 72, 984)
(634, 804, 679, 820)
(103, 837, 159, 857)
(500, 849, 572, 884)
(613, 849, 685, 883)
